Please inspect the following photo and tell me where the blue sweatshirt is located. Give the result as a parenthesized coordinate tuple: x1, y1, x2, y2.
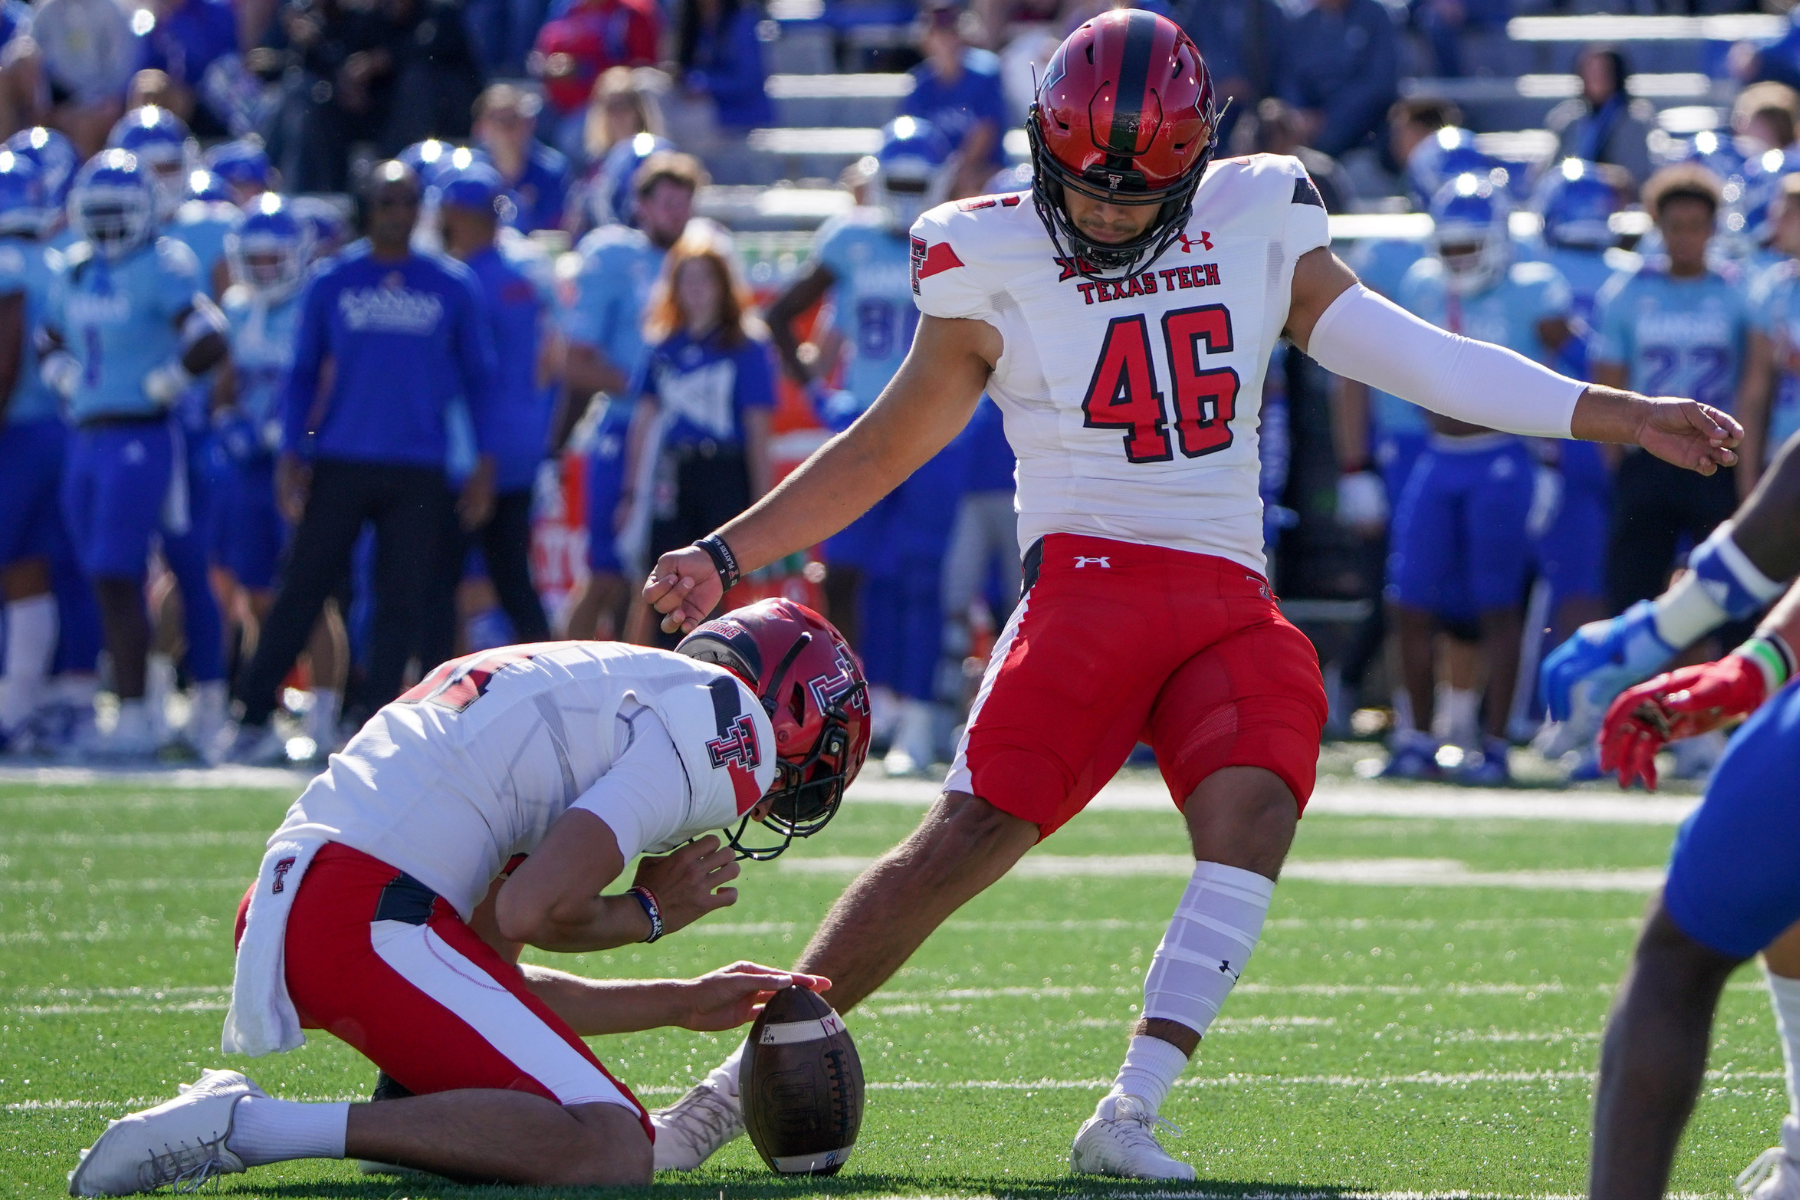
(466, 240, 554, 492)
(282, 242, 496, 468)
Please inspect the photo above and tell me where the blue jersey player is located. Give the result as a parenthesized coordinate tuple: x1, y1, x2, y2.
(41, 149, 228, 760)
(1523, 159, 1636, 756)
(0, 150, 64, 750)
(1384, 173, 1573, 784)
(765, 116, 965, 774)
(1582, 165, 1752, 779)
(108, 104, 240, 753)
(1576, 435, 1800, 1200)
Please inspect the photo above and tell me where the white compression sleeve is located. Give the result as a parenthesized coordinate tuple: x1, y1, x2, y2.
(1307, 283, 1586, 439)
(1141, 861, 1275, 1033)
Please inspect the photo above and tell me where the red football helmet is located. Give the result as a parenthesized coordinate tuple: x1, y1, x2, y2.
(1027, 8, 1219, 279)
(677, 598, 871, 860)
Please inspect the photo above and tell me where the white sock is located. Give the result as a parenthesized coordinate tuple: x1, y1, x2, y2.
(305, 687, 341, 744)
(1767, 971, 1800, 1157)
(0, 595, 56, 733)
(712, 1040, 746, 1097)
(146, 654, 176, 738)
(1136, 860, 1275, 1103)
(1105, 1034, 1190, 1116)
(227, 1095, 349, 1166)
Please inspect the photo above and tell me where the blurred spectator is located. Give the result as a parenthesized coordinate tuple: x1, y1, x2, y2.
(567, 65, 666, 233)
(472, 82, 569, 234)
(464, 0, 545, 75)
(373, 0, 486, 154)
(1276, 0, 1397, 160)
(1591, 165, 1746, 624)
(4, 0, 141, 155)
(1738, 174, 1800, 493)
(1742, 10, 1800, 98)
(420, 162, 554, 668)
(1411, 0, 1508, 79)
(1236, 97, 1353, 213)
(224, 162, 497, 761)
(1387, 95, 1464, 204)
(528, 0, 659, 159)
(260, 0, 484, 191)
(1168, 0, 1282, 150)
(616, 229, 773, 641)
(560, 150, 700, 420)
(132, 0, 240, 135)
(670, 0, 770, 143)
(902, 0, 1005, 200)
(1734, 82, 1800, 157)
(1547, 46, 1655, 188)
(559, 150, 700, 643)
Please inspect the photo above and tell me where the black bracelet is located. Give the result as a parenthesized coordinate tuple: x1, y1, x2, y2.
(694, 534, 742, 592)
(628, 886, 664, 943)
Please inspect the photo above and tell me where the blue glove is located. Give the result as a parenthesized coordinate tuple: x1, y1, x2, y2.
(1539, 599, 1679, 723)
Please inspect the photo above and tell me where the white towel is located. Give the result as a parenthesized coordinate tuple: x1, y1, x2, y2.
(221, 830, 330, 1057)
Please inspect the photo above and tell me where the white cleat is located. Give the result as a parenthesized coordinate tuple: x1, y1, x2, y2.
(1070, 1093, 1197, 1181)
(219, 721, 288, 767)
(1739, 1147, 1800, 1200)
(650, 1077, 744, 1170)
(68, 1068, 264, 1196)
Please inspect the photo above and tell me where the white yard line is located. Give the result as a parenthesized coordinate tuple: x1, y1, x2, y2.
(781, 855, 1667, 891)
(0, 767, 1700, 825)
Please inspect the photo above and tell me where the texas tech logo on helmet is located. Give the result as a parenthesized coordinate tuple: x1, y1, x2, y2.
(808, 644, 869, 717)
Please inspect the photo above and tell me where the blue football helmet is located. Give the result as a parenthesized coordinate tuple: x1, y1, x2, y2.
(226, 193, 312, 300)
(1429, 172, 1512, 296)
(436, 159, 508, 215)
(204, 139, 272, 195)
(1537, 158, 1622, 250)
(1406, 126, 1501, 212)
(5, 127, 76, 209)
(185, 168, 232, 204)
(871, 116, 953, 230)
(69, 149, 158, 260)
(0, 150, 46, 238)
(591, 131, 672, 229)
(398, 138, 483, 189)
(1728, 145, 1800, 250)
(107, 106, 198, 220)
(287, 195, 348, 261)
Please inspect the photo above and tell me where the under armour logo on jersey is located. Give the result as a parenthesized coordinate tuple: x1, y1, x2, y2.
(1074, 556, 1111, 569)
(706, 714, 762, 771)
(809, 644, 869, 716)
(271, 856, 296, 894)
(1176, 231, 1213, 253)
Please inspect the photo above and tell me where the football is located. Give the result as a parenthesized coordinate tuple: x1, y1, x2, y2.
(741, 984, 864, 1175)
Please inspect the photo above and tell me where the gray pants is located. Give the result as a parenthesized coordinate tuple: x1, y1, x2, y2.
(941, 490, 1021, 629)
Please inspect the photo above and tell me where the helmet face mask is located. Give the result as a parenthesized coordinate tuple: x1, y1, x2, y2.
(1026, 10, 1219, 281)
(1430, 173, 1512, 296)
(69, 152, 157, 260)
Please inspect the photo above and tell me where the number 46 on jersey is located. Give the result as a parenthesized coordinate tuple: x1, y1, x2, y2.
(1082, 302, 1239, 464)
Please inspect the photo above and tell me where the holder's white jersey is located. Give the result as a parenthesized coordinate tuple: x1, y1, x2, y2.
(271, 642, 776, 918)
(908, 153, 1331, 574)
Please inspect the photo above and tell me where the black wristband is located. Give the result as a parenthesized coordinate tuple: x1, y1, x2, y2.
(628, 886, 664, 943)
(694, 533, 741, 592)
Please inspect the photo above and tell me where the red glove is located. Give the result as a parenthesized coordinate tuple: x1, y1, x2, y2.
(1598, 655, 1769, 791)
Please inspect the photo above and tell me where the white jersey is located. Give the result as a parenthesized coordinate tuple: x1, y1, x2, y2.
(908, 153, 1330, 574)
(270, 641, 776, 919)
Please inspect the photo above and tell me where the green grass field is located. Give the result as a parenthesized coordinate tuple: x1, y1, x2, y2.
(0, 765, 1783, 1198)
